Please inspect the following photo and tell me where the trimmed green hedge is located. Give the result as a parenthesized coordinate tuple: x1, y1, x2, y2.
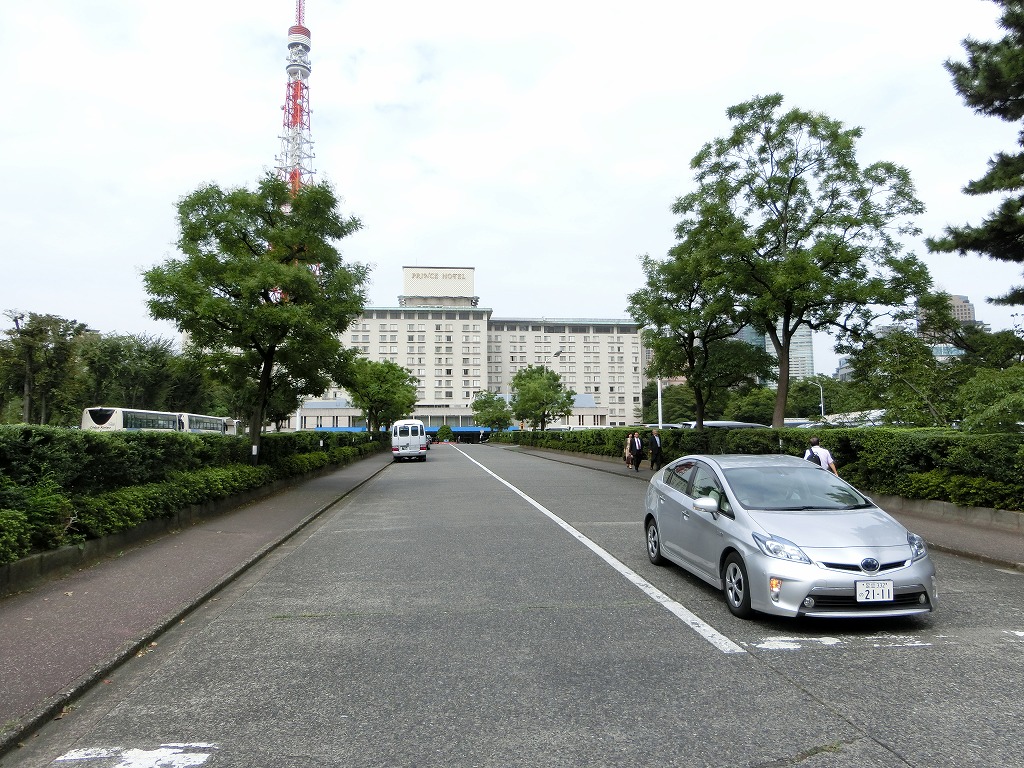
(0, 509, 31, 565)
(75, 464, 277, 537)
(491, 426, 1024, 512)
(0, 426, 388, 564)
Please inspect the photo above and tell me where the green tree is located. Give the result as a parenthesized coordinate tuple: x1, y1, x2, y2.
(628, 251, 775, 429)
(640, 383, 705, 424)
(76, 333, 194, 412)
(472, 390, 514, 433)
(847, 328, 953, 426)
(723, 387, 776, 424)
(436, 424, 454, 442)
(342, 358, 418, 434)
(677, 94, 929, 427)
(143, 174, 367, 461)
(927, 0, 1024, 305)
(510, 365, 575, 431)
(0, 312, 90, 425)
(785, 378, 832, 420)
(956, 364, 1024, 432)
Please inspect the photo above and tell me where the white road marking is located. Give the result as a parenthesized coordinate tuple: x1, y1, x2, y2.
(751, 633, 935, 651)
(456, 447, 746, 654)
(56, 744, 217, 766)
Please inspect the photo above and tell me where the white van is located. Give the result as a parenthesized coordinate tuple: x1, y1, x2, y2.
(391, 419, 428, 461)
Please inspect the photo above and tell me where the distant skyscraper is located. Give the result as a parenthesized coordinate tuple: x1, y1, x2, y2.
(736, 324, 815, 381)
(784, 324, 815, 380)
(948, 294, 977, 325)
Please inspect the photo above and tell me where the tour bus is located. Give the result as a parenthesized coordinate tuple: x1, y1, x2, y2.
(391, 418, 428, 461)
(81, 407, 236, 435)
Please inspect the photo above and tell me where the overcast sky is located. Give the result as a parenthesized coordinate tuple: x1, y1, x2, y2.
(2, 0, 1021, 375)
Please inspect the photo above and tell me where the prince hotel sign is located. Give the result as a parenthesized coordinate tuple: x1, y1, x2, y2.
(403, 266, 475, 298)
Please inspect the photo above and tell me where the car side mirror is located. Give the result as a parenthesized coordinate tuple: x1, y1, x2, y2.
(693, 497, 719, 519)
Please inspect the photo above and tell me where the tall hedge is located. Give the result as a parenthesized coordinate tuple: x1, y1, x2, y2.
(0, 426, 386, 564)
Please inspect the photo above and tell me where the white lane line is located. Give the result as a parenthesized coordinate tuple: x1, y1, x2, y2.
(455, 447, 745, 655)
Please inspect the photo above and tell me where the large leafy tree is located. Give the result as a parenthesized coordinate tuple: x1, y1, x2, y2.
(77, 333, 171, 410)
(927, 0, 1024, 305)
(144, 174, 367, 461)
(723, 387, 777, 425)
(629, 249, 775, 428)
(956, 364, 1024, 432)
(0, 311, 90, 425)
(342, 358, 418, 434)
(677, 94, 930, 427)
(510, 365, 575, 431)
(471, 390, 514, 433)
(847, 328, 954, 426)
(639, 383, 710, 425)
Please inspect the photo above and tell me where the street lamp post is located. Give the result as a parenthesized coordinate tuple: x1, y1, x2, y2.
(811, 381, 825, 418)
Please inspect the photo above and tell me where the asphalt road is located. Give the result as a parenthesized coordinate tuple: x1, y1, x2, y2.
(8, 444, 1024, 767)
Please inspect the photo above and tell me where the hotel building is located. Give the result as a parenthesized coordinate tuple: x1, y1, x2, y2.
(289, 267, 646, 432)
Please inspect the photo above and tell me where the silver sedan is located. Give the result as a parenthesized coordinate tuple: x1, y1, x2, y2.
(643, 454, 938, 619)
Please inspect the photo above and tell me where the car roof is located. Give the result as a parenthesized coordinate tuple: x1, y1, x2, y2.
(675, 454, 811, 470)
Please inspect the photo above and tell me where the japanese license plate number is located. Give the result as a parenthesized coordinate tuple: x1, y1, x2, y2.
(856, 580, 894, 602)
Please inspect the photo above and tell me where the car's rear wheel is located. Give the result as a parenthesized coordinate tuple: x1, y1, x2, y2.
(645, 519, 664, 565)
(723, 553, 753, 619)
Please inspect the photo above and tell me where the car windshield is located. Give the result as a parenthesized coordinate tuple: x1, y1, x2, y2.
(722, 465, 870, 511)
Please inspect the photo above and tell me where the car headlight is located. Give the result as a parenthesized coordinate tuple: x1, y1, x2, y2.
(908, 532, 928, 561)
(752, 532, 811, 564)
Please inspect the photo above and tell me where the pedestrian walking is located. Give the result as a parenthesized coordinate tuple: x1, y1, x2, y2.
(649, 428, 664, 471)
(804, 436, 839, 476)
(630, 432, 645, 472)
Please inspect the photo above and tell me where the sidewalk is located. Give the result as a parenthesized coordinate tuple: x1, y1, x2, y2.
(0, 452, 394, 759)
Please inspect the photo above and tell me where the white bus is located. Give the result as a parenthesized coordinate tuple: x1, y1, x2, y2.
(81, 407, 236, 435)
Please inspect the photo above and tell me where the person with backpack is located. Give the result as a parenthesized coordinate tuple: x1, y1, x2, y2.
(804, 436, 838, 476)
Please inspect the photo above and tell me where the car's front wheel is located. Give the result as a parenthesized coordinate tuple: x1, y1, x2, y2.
(723, 553, 753, 619)
(645, 519, 664, 565)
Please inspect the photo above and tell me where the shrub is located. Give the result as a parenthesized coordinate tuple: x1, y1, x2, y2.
(0, 509, 31, 565)
(22, 475, 82, 550)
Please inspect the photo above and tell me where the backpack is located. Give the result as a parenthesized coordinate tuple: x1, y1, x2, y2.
(806, 447, 823, 466)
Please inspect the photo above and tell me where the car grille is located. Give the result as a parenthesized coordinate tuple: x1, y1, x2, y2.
(819, 559, 909, 574)
(801, 589, 932, 613)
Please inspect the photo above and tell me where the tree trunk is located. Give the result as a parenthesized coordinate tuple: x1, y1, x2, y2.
(249, 354, 275, 465)
(772, 337, 790, 429)
(693, 386, 706, 429)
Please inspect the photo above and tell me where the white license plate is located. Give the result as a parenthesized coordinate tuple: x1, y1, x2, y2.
(856, 580, 894, 602)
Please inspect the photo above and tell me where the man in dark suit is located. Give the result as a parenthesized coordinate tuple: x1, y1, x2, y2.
(630, 432, 645, 472)
(648, 428, 664, 471)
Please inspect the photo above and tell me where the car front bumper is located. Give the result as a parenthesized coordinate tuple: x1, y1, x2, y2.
(746, 552, 938, 618)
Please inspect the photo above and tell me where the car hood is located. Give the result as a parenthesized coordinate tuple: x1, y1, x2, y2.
(745, 506, 908, 548)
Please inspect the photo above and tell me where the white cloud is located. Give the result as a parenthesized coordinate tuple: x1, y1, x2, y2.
(1, 0, 1021, 372)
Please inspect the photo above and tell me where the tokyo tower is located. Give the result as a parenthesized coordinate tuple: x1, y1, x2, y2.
(276, 0, 314, 193)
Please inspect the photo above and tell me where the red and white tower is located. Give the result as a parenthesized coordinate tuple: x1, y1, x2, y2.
(276, 0, 314, 193)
